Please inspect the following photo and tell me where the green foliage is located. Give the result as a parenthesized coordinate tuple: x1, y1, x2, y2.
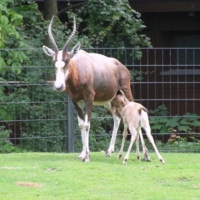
(0, 0, 23, 49)
(0, 49, 67, 152)
(77, 0, 151, 49)
(149, 104, 200, 134)
(130, 70, 146, 81)
(0, 0, 25, 69)
(145, 137, 200, 152)
(149, 105, 169, 133)
(0, 1, 67, 152)
(0, 126, 22, 153)
(21, 120, 66, 152)
(0, 0, 46, 74)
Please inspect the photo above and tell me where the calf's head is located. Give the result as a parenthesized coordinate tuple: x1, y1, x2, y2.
(43, 15, 80, 92)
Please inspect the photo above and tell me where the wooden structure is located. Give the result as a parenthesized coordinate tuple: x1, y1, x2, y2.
(129, 0, 200, 47)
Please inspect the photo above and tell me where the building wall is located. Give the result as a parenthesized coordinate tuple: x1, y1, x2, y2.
(129, 0, 200, 47)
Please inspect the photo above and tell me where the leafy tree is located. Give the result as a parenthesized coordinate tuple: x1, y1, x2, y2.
(0, 1, 22, 49)
(76, 0, 151, 48)
(0, 0, 48, 71)
(41, 0, 151, 49)
(0, 0, 24, 68)
(0, 0, 67, 152)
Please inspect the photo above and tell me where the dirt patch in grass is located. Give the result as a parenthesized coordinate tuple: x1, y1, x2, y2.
(16, 182, 43, 188)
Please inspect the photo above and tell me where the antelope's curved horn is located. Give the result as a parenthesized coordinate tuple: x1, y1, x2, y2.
(48, 15, 59, 52)
(63, 16, 76, 52)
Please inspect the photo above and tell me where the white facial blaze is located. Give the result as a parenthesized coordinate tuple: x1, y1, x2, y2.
(54, 51, 69, 91)
(55, 60, 65, 68)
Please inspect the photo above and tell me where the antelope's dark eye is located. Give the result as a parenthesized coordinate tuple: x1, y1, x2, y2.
(62, 52, 71, 64)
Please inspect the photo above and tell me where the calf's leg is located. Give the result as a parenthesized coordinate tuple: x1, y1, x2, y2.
(123, 126, 138, 165)
(139, 129, 151, 162)
(118, 121, 128, 159)
(143, 124, 165, 164)
(135, 129, 140, 159)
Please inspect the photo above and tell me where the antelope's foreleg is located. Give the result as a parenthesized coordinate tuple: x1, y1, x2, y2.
(73, 103, 85, 159)
(77, 116, 90, 162)
(78, 94, 94, 162)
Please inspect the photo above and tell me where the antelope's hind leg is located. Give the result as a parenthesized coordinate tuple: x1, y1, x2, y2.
(106, 113, 121, 156)
(139, 129, 151, 162)
(144, 125, 165, 164)
(135, 129, 140, 160)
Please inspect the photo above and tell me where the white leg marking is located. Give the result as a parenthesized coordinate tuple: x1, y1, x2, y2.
(106, 114, 121, 156)
(77, 115, 90, 162)
(77, 116, 86, 159)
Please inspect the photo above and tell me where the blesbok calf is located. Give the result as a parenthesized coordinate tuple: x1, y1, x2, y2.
(111, 91, 165, 164)
(42, 16, 133, 162)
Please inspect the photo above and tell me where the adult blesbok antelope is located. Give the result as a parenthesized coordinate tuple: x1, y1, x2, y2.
(42, 16, 133, 162)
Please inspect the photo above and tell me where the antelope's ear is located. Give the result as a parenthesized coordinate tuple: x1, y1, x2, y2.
(119, 90, 130, 104)
(70, 42, 81, 58)
(43, 45, 55, 57)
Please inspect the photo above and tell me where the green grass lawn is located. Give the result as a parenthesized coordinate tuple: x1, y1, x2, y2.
(0, 152, 199, 200)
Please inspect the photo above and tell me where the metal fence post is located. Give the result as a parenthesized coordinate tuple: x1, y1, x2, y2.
(67, 94, 74, 152)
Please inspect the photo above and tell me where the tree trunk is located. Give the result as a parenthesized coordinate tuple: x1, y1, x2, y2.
(43, 0, 58, 81)
(43, 0, 58, 47)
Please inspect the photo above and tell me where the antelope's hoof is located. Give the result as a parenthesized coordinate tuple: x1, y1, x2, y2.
(82, 154, 90, 162)
(118, 155, 122, 159)
(160, 159, 165, 164)
(82, 158, 90, 162)
(123, 159, 128, 165)
(141, 158, 151, 162)
(105, 151, 112, 157)
(77, 155, 83, 159)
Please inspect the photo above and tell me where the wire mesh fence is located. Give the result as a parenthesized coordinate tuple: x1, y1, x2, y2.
(130, 48, 200, 152)
(0, 47, 200, 153)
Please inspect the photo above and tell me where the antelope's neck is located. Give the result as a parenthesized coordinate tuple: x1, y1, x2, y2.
(66, 61, 79, 92)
